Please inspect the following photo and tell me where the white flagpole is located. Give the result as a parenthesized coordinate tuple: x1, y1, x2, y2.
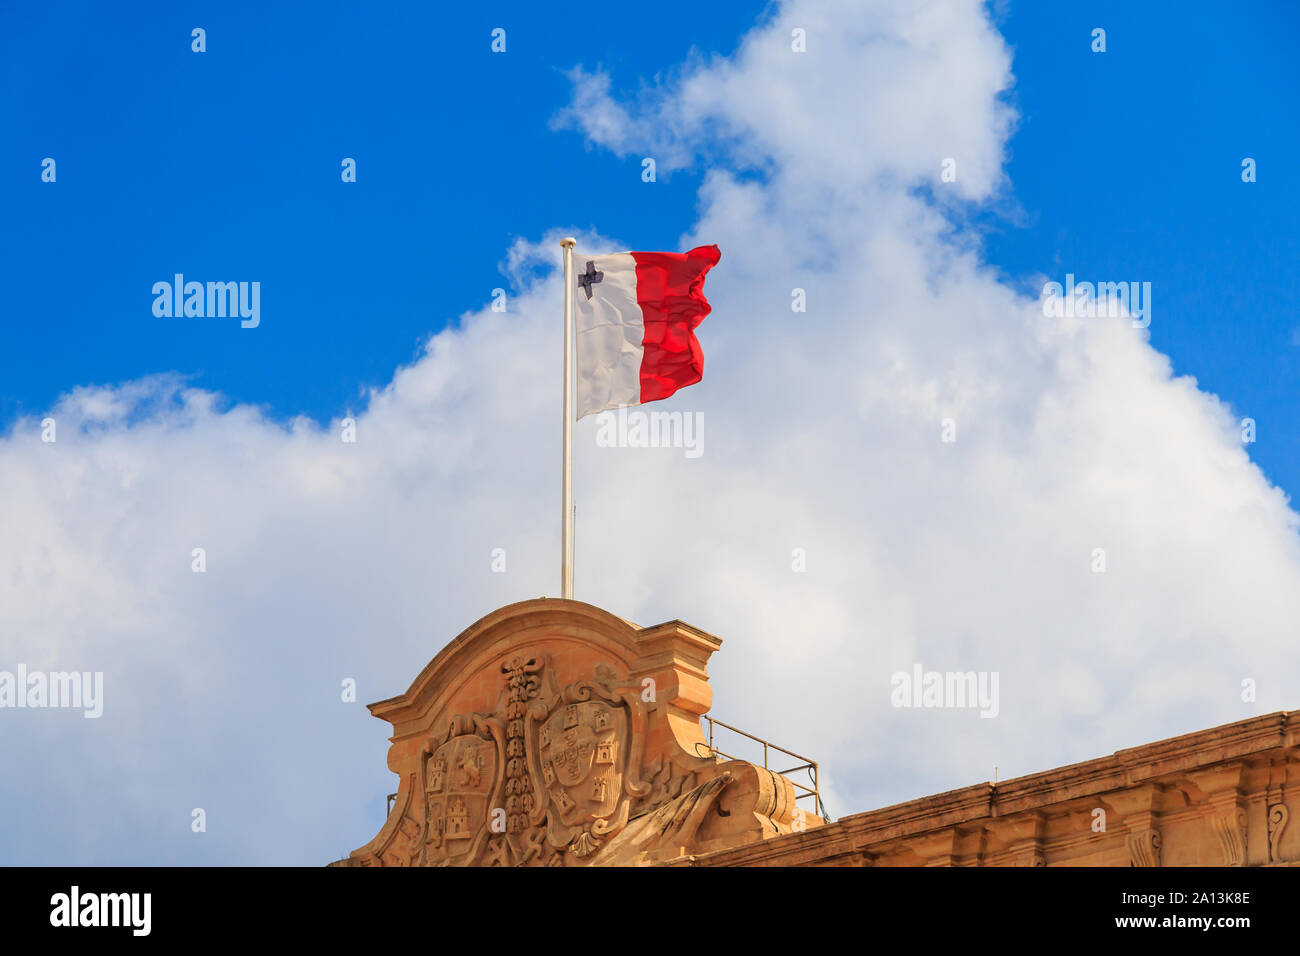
(561, 237, 576, 599)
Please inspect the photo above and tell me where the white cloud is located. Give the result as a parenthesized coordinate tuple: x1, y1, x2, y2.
(3, 0, 1298, 862)
(553, 0, 1015, 201)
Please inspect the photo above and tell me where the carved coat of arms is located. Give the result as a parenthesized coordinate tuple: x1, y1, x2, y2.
(338, 599, 807, 869)
(412, 655, 661, 866)
(420, 715, 503, 865)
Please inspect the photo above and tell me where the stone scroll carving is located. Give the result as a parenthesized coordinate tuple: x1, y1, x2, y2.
(1127, 828, 1161, 867)
(1267, 804, 1289, 863)
(1211, 808, 1248, 867)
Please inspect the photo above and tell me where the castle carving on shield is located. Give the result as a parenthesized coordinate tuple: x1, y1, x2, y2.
(331, 599, 1300, 867)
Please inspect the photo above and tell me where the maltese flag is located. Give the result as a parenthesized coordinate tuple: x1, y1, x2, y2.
(573, 245, 721, 419)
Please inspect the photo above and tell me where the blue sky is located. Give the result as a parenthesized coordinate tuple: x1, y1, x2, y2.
(5, 2, 1297, 492)
(4, 1, 1300, 866)
(1, 1, 733, 424)
(983, 1, 1300, 494)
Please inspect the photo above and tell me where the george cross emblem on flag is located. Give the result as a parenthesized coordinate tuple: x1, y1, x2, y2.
(577, 260, 603, 299)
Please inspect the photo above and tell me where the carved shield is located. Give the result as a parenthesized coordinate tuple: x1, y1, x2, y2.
(423, 729, 501, 864)
(530, 692, 630, 840)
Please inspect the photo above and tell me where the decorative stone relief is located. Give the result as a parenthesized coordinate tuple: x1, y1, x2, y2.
(1267, 804, 1289, 863)
(376, 655, 714, 866)
(334, 599, 809, 867)
(1211, 808, 1247, 867)
(1127, 828, 1161, 867)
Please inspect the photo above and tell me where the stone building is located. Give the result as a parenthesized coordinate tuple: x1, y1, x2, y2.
(331, 599, 1298, 867)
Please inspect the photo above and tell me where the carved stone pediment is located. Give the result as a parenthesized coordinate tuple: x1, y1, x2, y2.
(332, 599, 809, 867)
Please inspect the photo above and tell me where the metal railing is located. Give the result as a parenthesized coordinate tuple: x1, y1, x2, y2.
(698, 716, 829, 822)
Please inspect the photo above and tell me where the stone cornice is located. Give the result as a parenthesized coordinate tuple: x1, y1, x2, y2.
(685, 711, 1299, 866)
